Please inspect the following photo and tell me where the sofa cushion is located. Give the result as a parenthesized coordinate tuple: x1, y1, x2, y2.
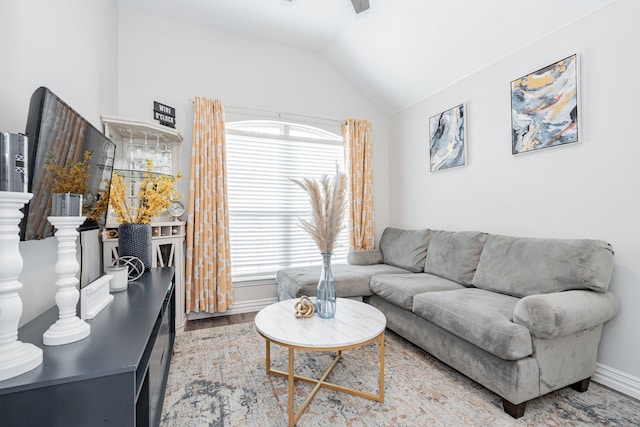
(424, 230, 488, 285)
(276, 263, 411, 299)
(412, 288, 533, 360)
(370, 273, 465, 310)
(472, 234, 615, 297)
(379, 228, 431, 273)
(348, 249, 383, 265)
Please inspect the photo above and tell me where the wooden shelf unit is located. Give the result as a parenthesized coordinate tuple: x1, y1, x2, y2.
(101, 116, 187, 331)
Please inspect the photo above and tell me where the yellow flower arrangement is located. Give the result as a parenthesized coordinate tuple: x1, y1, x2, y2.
(109, 159, 182, 224)
(44, 150, 91, 194)
(44, 150, 107, 222)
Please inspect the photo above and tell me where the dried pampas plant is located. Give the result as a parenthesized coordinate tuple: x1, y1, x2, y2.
(290, 173, 347, 254)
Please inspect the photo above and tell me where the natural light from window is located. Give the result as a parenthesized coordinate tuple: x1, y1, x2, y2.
(225, 120, 348, 281)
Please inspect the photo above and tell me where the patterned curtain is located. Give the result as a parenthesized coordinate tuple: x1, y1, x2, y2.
(343, 118, 375, 250)
(186, 97, 233, 314)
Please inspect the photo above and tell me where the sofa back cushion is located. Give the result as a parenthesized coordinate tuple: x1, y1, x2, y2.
(423, 230, 489, 285)
(472, 234, 614, 297)
(379, 228, 431, 272)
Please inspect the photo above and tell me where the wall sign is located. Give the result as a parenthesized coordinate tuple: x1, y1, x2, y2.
(153, 101, 176, 128)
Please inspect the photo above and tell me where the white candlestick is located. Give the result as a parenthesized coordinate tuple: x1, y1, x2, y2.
(0, 191, 43, 381)
(43, 216, 90, 346)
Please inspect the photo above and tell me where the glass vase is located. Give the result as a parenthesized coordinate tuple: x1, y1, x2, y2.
(316, 252, 336, 318)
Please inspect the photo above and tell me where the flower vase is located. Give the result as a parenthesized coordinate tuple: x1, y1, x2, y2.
(316, 253, 336, 318)
(118, 223, 152, 271)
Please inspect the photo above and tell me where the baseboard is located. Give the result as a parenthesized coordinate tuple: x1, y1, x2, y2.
(186, 297, 278, 320)
(594, 363, 640, 401)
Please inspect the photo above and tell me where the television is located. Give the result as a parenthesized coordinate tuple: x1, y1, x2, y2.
(20, 87, 116, 241)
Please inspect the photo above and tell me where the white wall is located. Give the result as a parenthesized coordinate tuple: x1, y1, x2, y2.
(116, 6, 389, 304)
(389, 0, 639, 385)
(0, 0, 119, 325)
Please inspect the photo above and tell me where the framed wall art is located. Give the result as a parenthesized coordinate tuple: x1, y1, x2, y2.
(511, 54, 579, 155)
(429, 103, 466, 172)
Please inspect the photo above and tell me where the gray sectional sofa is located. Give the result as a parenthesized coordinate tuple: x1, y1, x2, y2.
(276, 227, 619, 418)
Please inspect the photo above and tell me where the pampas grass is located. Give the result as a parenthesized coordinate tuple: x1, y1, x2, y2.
(291, 173, 347, 254)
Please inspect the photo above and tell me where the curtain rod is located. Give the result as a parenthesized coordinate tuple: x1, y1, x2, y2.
(188, 98, 345, 126)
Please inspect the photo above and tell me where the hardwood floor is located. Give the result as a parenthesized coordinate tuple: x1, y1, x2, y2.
(184, 312, 257, 331)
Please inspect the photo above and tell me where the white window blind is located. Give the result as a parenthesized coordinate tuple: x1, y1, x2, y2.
(225, 120, 348, 281)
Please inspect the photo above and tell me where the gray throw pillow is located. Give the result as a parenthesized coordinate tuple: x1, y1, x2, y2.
(424, 230, 488, 285)
(379, 228, 431, 272)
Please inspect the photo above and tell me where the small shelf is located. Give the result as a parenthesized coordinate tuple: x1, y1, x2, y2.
(113, 168, 178, 179)
(101, 115, 183, 143)
(101, 115, 183, 176)
(102, 222, 185, 241)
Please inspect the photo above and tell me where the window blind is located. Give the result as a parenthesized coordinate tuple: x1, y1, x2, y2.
(226, 121, 348, 281)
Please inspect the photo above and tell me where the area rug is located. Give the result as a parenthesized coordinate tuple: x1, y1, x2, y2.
(161, 322, 640, 426)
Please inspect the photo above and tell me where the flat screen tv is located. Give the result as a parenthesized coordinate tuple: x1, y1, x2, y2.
(20, 87, 116, 241)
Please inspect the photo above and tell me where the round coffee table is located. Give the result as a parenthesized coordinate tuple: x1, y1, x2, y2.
(255, 297, 386, 427)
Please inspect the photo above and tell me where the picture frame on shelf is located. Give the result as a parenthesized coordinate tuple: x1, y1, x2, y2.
(511, 54, 579, 155)
(428, 104, 466, 172)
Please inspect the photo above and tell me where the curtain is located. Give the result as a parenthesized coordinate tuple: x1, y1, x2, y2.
(343, 119, 375, 250)
(186, 97, 233, 314)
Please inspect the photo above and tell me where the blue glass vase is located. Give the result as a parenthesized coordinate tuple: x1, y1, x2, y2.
(316, 253, 336, 318)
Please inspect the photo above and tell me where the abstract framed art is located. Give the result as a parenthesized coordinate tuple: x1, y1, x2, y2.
(511, 54, 579, 155)
(429, 104, 466, 172)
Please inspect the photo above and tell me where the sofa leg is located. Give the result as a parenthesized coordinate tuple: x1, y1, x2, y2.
(569, 377, 591, 392)
(502, 399, 526, 418)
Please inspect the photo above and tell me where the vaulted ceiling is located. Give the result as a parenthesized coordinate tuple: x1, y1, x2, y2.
(122, 0, 613, 115)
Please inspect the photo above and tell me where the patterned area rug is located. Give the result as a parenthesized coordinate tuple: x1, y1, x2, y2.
(161, 322, 640, 426)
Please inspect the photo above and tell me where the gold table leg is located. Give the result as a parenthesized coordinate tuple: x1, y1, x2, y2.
(289, 347, 295, 426)
(379, 331, 385, 404)
(266, 338, 271, 374)
(264, 332, 385, 426)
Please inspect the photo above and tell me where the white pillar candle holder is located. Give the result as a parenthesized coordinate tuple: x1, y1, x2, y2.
(0, 191, 43, 381)
(43, 216, 90, 346)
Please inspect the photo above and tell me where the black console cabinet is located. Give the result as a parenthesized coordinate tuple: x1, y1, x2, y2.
(0, 268, 176, 427)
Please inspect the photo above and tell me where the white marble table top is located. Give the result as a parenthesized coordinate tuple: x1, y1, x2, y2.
(255, 298, 386, 349)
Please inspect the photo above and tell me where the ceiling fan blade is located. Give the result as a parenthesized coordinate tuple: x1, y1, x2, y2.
(283, 0, 369, 14)
(351, 0, 370, 14)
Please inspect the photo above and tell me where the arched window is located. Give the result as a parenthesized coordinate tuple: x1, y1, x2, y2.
(225, 120, 348, 281)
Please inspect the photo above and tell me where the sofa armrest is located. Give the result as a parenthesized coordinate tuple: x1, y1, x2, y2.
(348, 249, 383, 265)
(513, 290, 619, 339)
